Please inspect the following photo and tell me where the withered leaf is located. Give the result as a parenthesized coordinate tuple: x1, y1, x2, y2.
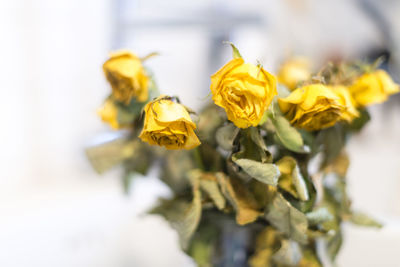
(306, 208, 334, 225)
(86, 137, 136, 174)
(277, 156, 309, 201)
(349, 211, 382, 228)
(298, 249, 322, 267)
(215, 124, 238, 151)
(271, 240, 302, 266)
(189, 170, 226, 210)
(270, 114, 309, 153)
(265, 193, 308, 244)
(216, 173, 262, 225)
(234, 158, 280, 186)
(150, 181, 202, 250)
(249, 227, 280, 267)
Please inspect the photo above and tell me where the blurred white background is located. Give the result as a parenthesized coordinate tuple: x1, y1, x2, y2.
(0, 0, 400, 266)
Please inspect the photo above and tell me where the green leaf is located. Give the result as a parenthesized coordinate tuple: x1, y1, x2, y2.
(215, 124, 239, 151)
(306, 208, 334, 225)
(270, 115, 309, 153)
(349, 211, 383, 228)
(265, 193, 308, 244)
(234, 158, 280, 186)
(225, 42, 242, 59)
(271, 240, 302, 266)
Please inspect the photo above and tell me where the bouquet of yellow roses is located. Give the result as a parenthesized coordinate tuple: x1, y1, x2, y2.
(87, 44, 398, 266)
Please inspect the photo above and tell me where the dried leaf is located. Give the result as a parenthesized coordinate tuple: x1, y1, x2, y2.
(234, 158, 280, 186)
(249, 127, 268, 151)
(323, 149, 350, 177)
(233, 129, 271, 163)
(197, 104, 226, 145)
(215, 124, 238, 151)
(177, 179, 202, 250)
(249, 227, 280, 267)
(271, 240, 302, 266)
(190, 170, 226, 210)
(270, 114, 309, 153)
(265, 193, 308, 244)
(327, 229, 342, 261)
(317, 125, 345, 168)
(85, 137, 135, 174)
(306, 208, 334, 225)
(277, 157, 309, 201)
(298, 249, 322, 267)
(161, 150, 195, 194)
(150, 182, 202, 250)
(225, 42, 242, 59)
(346, 108, 370, 132)
(349, 211, 383, 228)
(216, 173, 262, 225)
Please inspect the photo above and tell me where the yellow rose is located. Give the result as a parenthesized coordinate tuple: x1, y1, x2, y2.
(278, 84, 347, 131)
(97, 99, 120, 129)
(210, 58, 277, 128)
(139, 96, 201, 150)
(103, 50, 149, 104)
(329, 85, 359, 122)
(277, 57, 311, 90)
(348, 70, 399, 107)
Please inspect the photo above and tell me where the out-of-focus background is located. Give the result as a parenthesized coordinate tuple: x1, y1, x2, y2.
(0, 0, 400, 266)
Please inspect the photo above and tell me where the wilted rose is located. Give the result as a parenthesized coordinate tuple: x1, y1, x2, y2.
(97, 99, 120, 129)
(278, 84, 348, 131)
(210, 58, 277, 128)
(103, 50, 149, 104)
(349, 70, 399, 107)
(277, 57, 311, 90)
(139, 96, 201, 150)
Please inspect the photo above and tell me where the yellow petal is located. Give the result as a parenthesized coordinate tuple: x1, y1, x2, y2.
(349, 70, 399, 107)
(376, 70, 399, 95)
(183, 127, 202, 150)
(103, 49, 149, 104)
(152, 99, 196, 129)
(139, 97, 200, 150)
(97, 99, 120, 129)
(279, 84, 347, 131)
(210, 58, 277, 128)
(278, 57, 311, 90)
(210, 58, 244, 95)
